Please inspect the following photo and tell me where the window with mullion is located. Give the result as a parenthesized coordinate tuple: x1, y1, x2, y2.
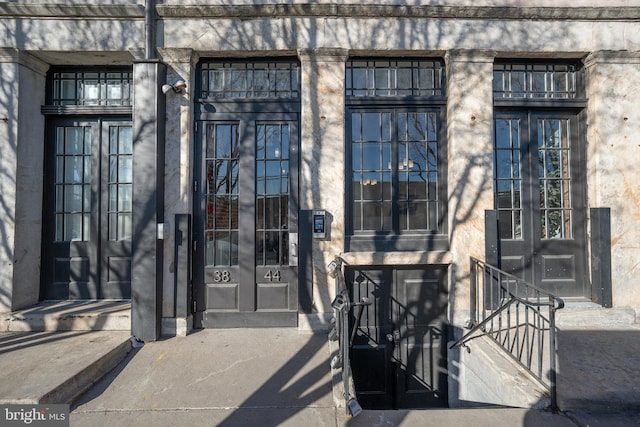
(351, 111, 392, 232)
(350, 109, 442, 234)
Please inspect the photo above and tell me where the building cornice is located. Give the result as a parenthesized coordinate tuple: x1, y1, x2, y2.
(0, 3, 144, 19)
(157, 4, 640, 21)
(2, 3, 638, 21)
(0, 48, 49, 75)
(583, 50, 640, 67)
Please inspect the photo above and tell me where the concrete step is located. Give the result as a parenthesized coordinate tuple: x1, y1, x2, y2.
(0, 331, 132, 404)
(0, 300, 131, 332)
(556, 302, 637, 328)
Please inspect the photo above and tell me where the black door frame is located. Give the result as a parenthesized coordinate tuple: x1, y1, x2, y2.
(493, 108, 589, 298)
(193, 105, 301, 328)
(42, 116, 133, 300)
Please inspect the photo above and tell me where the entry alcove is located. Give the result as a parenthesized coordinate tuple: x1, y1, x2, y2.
(344, 263, 450, 410)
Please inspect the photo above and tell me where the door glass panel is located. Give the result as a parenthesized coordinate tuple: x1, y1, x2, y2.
(54, 126, 92, 242)
(256, 123, 289, 266)
(206, 124, 239, 266)
(494, 118, 523, 239)
(108, 125, 133, 241)
(538, 118, 572, 239)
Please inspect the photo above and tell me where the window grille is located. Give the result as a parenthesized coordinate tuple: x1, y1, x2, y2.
(346, 59, 444, 97)
(493, 63, 578, 99)
(51, 70, 132, 106)
(200, 60, 300, 100)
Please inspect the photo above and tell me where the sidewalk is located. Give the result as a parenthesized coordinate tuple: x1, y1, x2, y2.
(1, 328, 638, 426)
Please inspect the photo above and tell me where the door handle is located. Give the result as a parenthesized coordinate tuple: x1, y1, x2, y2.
(288, 232, 298, 266)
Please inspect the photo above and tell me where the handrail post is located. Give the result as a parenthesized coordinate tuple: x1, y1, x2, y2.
(469, 257, 477, 327)
(549, 299, 559, 411)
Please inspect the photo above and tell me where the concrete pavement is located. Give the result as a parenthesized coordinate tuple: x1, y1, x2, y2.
(0, 326, 638, 426)
(68, 328, 576, 427)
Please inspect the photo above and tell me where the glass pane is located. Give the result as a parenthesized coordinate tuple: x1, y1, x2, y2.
(118, 213, 131, 240)
(118, 157, 132, 182)
(55, 214, 64, 241)
(265, 196, 280, 229)
(264, 231, 280, 265)
(56, 157, 64, 182)
(362, 113, 381, 141)
(216, 125, 232, 158)
(230, 196, 241, 230)
(119, 184, 133, 211)
(64, 157, 83, 183)
(214, 197, 230, 230)
(119, 127, 132, 153)
(353, 201, 362, 231)
(362, 145, 381, 170)
(353, 173, 362, 200)
(109, 156, 117, 182)
(109, 185, 118, 211)
(362, 202, 380, 230)
(214, 231, 232, 266)
(407, 201, 428, 230)
(64, 185, 83, 212)
(265, 161, 280, 194)
(362, 177, 381, 201)
(84, 157, 92, 183)
(230, 231, 239, 265)
(56, 128, 65, 154)
(64, 213, 83, 241)
(61, 80, 76, 99)
(66, 128, 84, 154)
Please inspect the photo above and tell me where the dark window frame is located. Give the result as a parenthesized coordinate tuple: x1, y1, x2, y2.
(492, 59, 587, 241)
(345, 58, 448, 252)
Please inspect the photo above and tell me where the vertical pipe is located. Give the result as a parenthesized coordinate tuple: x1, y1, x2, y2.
(145, 0, 156, 60)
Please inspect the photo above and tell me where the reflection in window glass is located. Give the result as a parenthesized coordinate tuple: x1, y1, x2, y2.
(108, 125, 133, 241)
(493, 118, 523, 239)
(256, 123, 290, 266)
(54, 126, 92, 242)
(538, 119, 572, 239)
(206, 124, 239, 266)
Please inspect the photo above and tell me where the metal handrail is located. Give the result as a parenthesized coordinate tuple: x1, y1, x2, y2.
(450, 257, 564, 410)
(327, 256, 368, 418)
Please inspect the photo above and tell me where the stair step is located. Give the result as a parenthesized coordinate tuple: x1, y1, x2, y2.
(556, 303, 636, 329)
(1, 300, 131, 332)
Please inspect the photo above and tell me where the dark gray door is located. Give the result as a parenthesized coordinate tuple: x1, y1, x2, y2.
(43, 119, 132, 299)
(494, 112, 587, 297)
(348, 266, 448, 409)
(195, 114, 299, 328)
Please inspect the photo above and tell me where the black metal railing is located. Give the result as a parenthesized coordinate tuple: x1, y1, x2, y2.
(327, 256, 369, 418)
(450, 257, 564, 410)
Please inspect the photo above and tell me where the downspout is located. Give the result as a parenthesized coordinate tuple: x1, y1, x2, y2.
(145, 0, 156, 60)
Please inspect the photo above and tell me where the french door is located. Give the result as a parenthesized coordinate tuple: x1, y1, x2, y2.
(194, 114, 299, 328)
(347, 266, 448, 409)
(494, 111, 588, 297)
(43, 118, 132, 299)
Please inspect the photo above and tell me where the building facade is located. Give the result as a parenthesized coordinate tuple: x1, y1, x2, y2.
(1, 0, 640, 409)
